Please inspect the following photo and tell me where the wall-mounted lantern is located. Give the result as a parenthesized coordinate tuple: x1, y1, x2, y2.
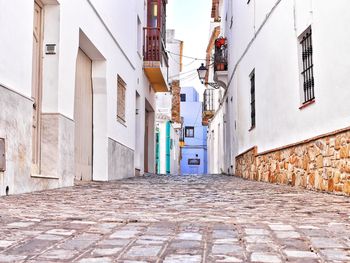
(197, 63, 226, 89)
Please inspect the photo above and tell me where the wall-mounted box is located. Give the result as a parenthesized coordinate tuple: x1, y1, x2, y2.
(0, 139, 5, 172)
(45, 44, 56, 55)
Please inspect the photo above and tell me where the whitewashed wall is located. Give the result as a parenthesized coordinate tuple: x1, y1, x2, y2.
(0, 0, 157, 194)
(230, 0, 350, 156)
(207, 0, 350, 174)
(167, 29, 182, 82)
(0, 0, 33, 96)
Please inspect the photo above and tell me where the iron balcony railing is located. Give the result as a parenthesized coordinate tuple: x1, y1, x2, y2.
(143, 27, 168, 66)
(214, 38, 228, 72)
(203, 89, 215, 112)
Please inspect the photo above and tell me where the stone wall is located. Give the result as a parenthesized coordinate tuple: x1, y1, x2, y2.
(235, 146, 257, 181)
(171, 80, 181, 124)
(236, 127, 350, 195)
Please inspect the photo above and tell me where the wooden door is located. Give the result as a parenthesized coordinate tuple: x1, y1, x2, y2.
(144, 110, 149, 173)
(74, 49, 93, 181)
(32, 1, 43, 171)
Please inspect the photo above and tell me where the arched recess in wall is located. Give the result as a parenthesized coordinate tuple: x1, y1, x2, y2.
(78, 29, 107, 181)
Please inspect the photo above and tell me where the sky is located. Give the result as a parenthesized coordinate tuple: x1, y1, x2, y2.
(167, 0, 212, 98)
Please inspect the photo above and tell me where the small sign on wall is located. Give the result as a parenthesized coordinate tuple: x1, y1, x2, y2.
(0, 139, 5, 172)
(188, 158, 200, 165)
(45, 44, 56, 55)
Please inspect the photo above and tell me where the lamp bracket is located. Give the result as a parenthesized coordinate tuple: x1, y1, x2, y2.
(204, 82, 225, 89)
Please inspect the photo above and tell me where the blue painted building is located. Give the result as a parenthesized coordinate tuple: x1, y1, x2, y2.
(180, 87, 208, 174)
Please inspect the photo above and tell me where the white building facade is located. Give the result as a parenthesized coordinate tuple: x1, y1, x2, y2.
(206, 0, 350, 195)
(0, 0, 169, 195)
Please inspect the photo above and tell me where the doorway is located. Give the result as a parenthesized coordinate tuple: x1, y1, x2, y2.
(144, 109, 150, 173)
(74, 49, 93, 181)
(135, 92, 141, 175)
(31, 0, 43, 172)
(144, 99, 155, 174)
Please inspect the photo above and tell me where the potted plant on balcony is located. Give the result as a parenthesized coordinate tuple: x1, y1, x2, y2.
(215, 37, 227, 71)
(215, 37, 226, 49)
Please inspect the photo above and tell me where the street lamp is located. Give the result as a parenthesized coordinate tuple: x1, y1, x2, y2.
(197, 63, 207, 84)
(197, 63, 225, 89)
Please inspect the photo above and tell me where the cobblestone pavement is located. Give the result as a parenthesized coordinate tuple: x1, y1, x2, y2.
(0, 175, 350, 263)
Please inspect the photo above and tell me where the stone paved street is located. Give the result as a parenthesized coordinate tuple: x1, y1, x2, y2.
(0, 175, 350, 262)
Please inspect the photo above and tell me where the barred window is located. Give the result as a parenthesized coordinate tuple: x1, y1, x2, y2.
(185, 126, 194, 137)
(117, 75, 126, 123)
(300, 27, 315, 104)
(180, 94, 186, 102)
(250, 70, 255, 129)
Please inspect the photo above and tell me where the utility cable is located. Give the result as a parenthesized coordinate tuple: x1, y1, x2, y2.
(169, 53, 197, 67)
(166, 50, 213, 62)
(168, 62, 215, 79)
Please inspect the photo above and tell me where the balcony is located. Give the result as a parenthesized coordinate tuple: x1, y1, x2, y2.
(214, 37, 228, 72)
(213, 37, 228, 87)
(202, 89, 215, 126)
(143, 27, 169, 92)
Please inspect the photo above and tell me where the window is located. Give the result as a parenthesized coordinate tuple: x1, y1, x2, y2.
(117, 75, 126, 123)
(180, 94, 186, 102)
(250, 70, 255, 129)
(149, 0, 158, 27)
(300, 27, 315, 104)
(185, 126, 194, 137)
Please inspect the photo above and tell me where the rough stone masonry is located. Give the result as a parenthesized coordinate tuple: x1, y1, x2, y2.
(236, 126, 350, 195)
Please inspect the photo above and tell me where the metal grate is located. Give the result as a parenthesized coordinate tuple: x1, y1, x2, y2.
(180, 94, 186, 102)
(250, 71, 255, 129)
(185, 126, 194, 138)
(214, 38, 228, 72)
(203, 89, 214, 112)
(300, 28, 314, 103)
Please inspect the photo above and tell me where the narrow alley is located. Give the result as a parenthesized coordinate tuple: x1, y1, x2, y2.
(0, 175, 349, 262)
(1, 1, 350, 262)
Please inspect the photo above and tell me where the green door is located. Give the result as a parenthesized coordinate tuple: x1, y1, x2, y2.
(166, 121, 171, 174)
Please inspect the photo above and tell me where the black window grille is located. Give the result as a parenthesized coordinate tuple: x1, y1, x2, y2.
(203, 89, 214, 112)
(185, 126, 194, 137)
(250, 70, 255, 129)
(300, 28, 314, 103)
(180, 94, 186, 102)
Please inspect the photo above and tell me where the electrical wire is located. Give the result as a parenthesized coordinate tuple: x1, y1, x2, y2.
(166, 50, 212, 62)
(168, 62, 215, 79)
(180, 74, 199, 84)
(187, 104, 202, 128)
(168, 68, 197, 79)
(169, 53, 197, 68)
(180, 72, 198, 80)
